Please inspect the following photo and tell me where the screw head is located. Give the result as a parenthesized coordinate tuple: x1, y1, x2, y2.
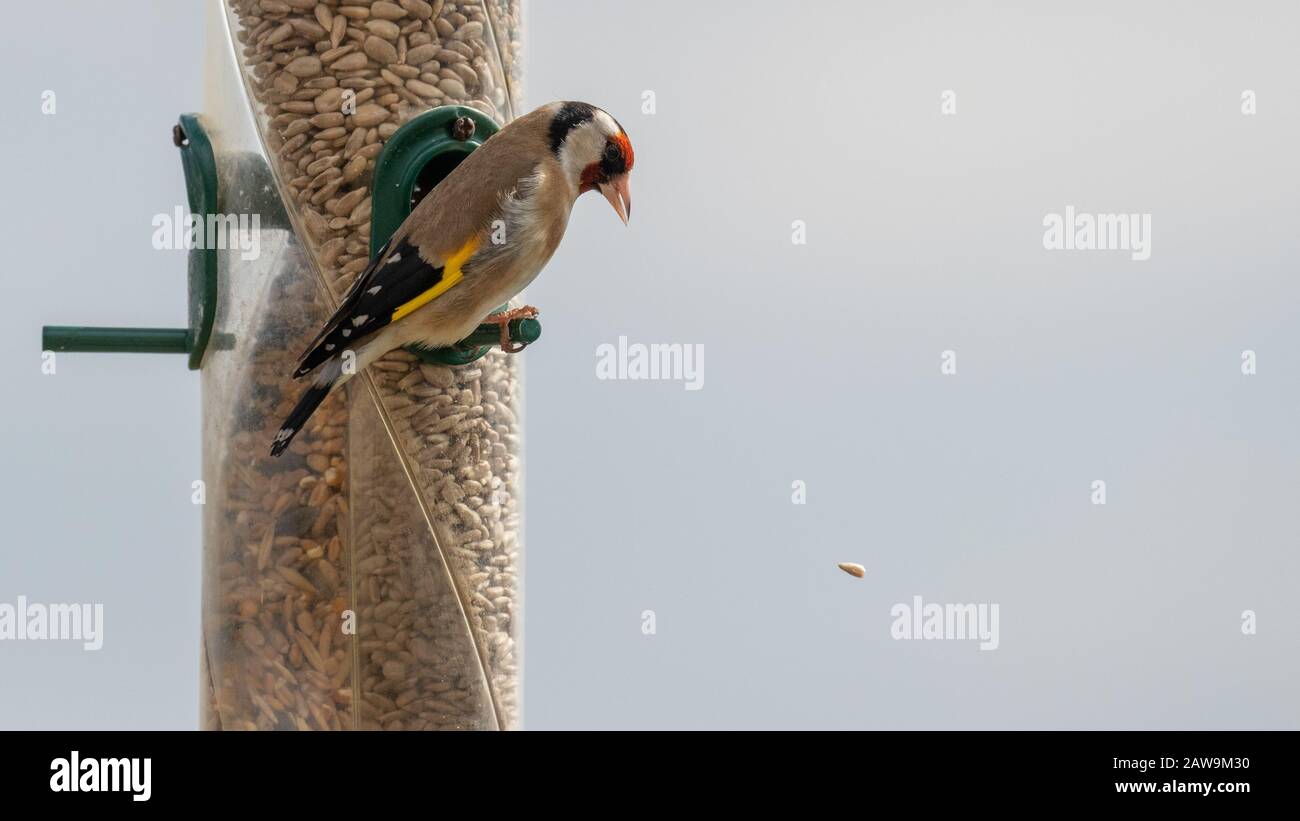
(451, 116, 475, 141)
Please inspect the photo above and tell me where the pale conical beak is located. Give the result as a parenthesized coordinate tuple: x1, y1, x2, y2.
(598, 175, 631, 225)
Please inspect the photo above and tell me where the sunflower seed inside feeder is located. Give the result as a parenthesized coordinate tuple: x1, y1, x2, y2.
(838, 562, 866, 578)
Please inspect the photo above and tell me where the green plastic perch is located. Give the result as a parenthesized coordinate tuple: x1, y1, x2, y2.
(42, 319, 540, 357)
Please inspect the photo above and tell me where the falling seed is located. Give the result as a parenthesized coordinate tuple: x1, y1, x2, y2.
(838, 562, 866, 578)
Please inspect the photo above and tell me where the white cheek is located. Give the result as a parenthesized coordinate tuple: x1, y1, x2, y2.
(559, 127, 606, 181)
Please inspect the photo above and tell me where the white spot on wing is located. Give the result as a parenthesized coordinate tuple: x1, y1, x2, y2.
(388, 252, 402, 263)
(367, 286, 382, 295)
(352, 315, 368, 326)
(325, 343, 335, 351)
(342, 329, 351, 337)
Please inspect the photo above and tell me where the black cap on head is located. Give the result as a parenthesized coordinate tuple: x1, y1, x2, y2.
(548, 101, 598, 153)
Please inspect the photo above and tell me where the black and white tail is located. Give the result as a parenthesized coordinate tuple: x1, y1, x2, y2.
(271, 354, 354, 457)
(270, 380, 334, 457)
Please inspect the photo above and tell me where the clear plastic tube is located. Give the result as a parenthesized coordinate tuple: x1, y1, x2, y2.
(201, 0, 524, 730)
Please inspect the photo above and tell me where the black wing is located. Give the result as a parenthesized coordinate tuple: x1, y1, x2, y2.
(294, 238, 449, 377)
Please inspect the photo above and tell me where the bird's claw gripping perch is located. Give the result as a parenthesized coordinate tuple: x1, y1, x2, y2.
(486, 306, 539, 353)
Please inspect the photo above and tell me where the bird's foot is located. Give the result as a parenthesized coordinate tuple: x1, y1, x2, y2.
(485, 305, 539, 353)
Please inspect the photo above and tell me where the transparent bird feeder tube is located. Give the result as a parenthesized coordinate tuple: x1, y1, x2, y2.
(200, 0, 527, 731)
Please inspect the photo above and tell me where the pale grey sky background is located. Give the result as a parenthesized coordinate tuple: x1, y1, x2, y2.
(2, 1, 1297, 729)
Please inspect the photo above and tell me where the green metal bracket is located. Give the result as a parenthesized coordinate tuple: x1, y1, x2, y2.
(41, 114, 219, 369)
(370, 105, 540, 366)
(42, 327, 191, 354)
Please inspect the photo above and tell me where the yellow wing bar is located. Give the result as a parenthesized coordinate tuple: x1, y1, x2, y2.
(390, 237, 479, 322)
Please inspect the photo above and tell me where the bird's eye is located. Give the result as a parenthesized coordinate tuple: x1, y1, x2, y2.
(603, 142, 621, 162)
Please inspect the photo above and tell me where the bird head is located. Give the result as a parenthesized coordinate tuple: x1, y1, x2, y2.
(548, 102, 634, 224)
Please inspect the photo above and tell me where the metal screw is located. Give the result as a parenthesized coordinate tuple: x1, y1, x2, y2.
(451, 116, 475, 141)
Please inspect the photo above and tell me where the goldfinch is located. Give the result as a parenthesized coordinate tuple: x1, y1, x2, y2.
(271, 101, 634, 457)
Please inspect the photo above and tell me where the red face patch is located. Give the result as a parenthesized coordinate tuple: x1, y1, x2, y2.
(613, 132, 634, 172)
(580, 132, 635, 193)
(579, 162, 603, 193)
